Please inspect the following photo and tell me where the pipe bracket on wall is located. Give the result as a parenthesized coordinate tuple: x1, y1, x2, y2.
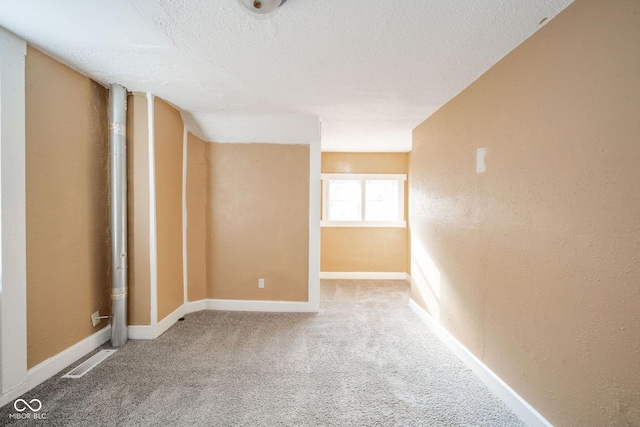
(109, 84, 128, 348)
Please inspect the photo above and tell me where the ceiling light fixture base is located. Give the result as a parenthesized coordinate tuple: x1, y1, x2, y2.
(238, 0, 287, 14)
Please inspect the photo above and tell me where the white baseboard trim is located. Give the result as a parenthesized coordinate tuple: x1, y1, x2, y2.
(127, 325, 155, 340)
(185, 299, 207, 313)
(207, 299, 316, 312)
(128, 300, 206, 340)
(0, 325, 111, 408)
(128, 298, 315, 340)
(408, 299, 553, 427)
(320, 272, 408, 280)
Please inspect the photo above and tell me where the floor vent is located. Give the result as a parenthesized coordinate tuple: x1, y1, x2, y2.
(62, 349, 116, 379)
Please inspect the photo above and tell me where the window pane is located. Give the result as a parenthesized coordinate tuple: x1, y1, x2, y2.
(328, 180, 361, 221)
(365, 180, 398, 221)
(328, 200, 361, 221)
(329, 180, 360, 200)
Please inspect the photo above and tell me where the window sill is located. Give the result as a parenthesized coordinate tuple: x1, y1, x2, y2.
(320, 220, 407, 228)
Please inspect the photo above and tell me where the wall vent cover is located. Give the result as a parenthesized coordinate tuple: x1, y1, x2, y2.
(62, 349, 116, 379)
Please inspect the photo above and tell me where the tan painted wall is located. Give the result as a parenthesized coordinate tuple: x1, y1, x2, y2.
(206, 143, 309, 301)
(25, 47, 110, 368)
(127, 92, 151, 325)
(410, 1, 640, 426)
(322, 152, 407, 174)
(154, 98, 184, 320)
(186, 132, 207, 302)
(321, 152, 408, 273)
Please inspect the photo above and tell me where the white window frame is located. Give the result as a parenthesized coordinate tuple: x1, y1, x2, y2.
(321, 173, 406, 228)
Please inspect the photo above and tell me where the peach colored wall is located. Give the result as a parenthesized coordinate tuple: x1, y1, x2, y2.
(321, 228, 406, 272)
(410, 1, 640, 425)
(25, 47, 110, 368)
(126, 92, 151, 325)
(321, 152, 408, 273)
(154, 98, 184, 320)
(322, 152, 408, 174)
(206, 143, 309, 301)
(186, 132, 207, 302)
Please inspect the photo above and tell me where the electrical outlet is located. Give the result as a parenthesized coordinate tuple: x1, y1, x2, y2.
(258, 278, 265, 289)
(477, 147, 487, 173)
(91, 311, 101, 327)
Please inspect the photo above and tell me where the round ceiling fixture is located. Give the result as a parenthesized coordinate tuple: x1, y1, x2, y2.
(238, 0, 287, 14)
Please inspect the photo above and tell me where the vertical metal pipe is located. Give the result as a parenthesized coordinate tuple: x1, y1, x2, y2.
(109, 84, 128, 347)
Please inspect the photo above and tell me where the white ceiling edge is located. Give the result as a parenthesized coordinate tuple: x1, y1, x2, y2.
(0, 1, 171, 48)
(321, 122, 413, 153)
(0, 0, 575, 153)
(184, 112, 321, 145)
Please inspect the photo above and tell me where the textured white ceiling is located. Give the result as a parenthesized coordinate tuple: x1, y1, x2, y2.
(0, 0, 573, 151)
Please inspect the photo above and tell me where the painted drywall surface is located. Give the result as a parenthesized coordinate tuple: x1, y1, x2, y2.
(25, 47, 110, 368)
(410, 1, 640, 426)
(321, 153, 408, 273)
(206, 143, 309, 301)
(186, 132, 207, 302)
(126, 92, 151, 326)
(322, 152, 407, 174)
(321, 228, 406, 273)
(154, 98, 184, 320)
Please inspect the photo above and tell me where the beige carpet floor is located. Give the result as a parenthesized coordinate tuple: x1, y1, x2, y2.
(0, 280, 525, 426)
